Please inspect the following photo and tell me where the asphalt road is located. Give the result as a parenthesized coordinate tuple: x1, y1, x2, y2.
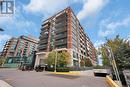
(0, 69, 110, 87)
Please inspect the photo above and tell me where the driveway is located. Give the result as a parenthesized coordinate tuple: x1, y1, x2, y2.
(0, 69, 110, 87)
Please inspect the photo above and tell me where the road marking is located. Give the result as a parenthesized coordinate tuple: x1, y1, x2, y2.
(4, 78, 13, 81)
(0, 80, 13, 87)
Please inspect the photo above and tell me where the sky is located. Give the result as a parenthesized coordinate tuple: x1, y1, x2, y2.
(0, 0, 130, 52)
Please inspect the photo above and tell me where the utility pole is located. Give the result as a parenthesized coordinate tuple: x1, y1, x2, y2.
(50, 22, 57, 72)
(54, 48, 57, 72)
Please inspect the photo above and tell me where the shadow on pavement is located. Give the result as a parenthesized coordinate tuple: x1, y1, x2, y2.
(45, 74, 80, 79)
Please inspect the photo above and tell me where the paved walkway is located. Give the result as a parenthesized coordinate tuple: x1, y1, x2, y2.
(0, 80, 13, 87)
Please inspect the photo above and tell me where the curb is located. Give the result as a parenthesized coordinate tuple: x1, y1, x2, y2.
(0, 80, 13, 87)
(50, 71, 80, 76)
(106, 76, 119, 87)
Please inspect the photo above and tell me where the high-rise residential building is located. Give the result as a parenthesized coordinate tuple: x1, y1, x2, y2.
(1, 35, 38, 58)
(35, 7, 97, 67)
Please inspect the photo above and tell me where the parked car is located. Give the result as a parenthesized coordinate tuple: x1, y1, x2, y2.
(20, 64, 33, 71)
(35, 65, 45, 72)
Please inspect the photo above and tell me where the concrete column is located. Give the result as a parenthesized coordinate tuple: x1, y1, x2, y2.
(34, 54, 39, 67)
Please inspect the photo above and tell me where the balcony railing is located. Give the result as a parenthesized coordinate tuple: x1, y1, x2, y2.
(39, 36, 48, 40)
(55, 28, 67, 34)
(55, 39, 67, 46)
(56, 13, 67, 20)
(55, 24, 67, 29)
(55, 18, 67, 24)
(39, 39, 48, 44)
(55, 33, 67, 40)
(38, 44, 47, 49)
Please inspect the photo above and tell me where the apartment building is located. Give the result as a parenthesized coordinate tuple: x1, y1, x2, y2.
(35, 7, 97, 67)
(1, 35, 38, 58)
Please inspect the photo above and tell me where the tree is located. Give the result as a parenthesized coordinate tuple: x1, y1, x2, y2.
(0, 56, 7, 67)
(45, 51, 71, 67)
(80, 58, 85, 67)
(100, 45, 110, 66)
(85, 58, 93, 67)
(58, 51, 71, 67)
(45, 51, 56, 66)
(100, 35, 130, 85)
(114, 41, 130, 70)
(100, 35, 130, 69)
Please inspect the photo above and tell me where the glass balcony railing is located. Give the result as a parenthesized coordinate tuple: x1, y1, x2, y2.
(55, 28, 67, 34)
(56, 13, 67, 20)
(38, 44, 47, 49)
(55, 39, 67, 46)
(55, 33, 67, 40)
(55, 18, 67, 24)
(39, 39, 48, 44)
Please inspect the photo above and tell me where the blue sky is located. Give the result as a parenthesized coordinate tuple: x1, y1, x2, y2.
(0, 0, 130, 52)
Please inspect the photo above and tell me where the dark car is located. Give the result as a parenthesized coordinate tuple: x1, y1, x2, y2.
(20, 64, 33, 71)
(35, 65, 45, 72)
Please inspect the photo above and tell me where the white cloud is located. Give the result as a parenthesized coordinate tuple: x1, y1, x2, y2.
(24, 0, 69, 17)
(94, 40, 105, 49)
(0, 3, 37, 35)
(24, 0, 87, 18)
(0, 34, 12, 51)
(77, 0, 109, 20)
(98, 15, 130, 37)
(0, 34, 11, 42)
(0, 3, 39, 52)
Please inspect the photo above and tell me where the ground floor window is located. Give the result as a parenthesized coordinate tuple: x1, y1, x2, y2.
(73, 60, 78, 66)
(39, 59, 44, 65)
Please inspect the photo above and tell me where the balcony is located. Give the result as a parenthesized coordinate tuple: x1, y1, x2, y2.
(38, 44, 47, 49)
(42, 25, 50, 30)
(56, 13, 67, 20)
(55, 17, 67, 24)
(40, 30, 49, 35)
(55, 28, 67, 34)
(55, 20, 67, 25)
(55, 23, 67, 29)
(41, 28, 49, 33)
(55, 33, 67, 40)
(39, 34, 48, 39)
(42, 22, 50, 27)
(55, 39, 67, 46)
(39, 39, 48, 44)
(39, 49, 47, 52)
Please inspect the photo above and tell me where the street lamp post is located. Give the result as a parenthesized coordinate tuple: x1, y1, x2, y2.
(106, 46, 122, 87)
(54, 49, 57, 72)
(50, 24, 58, 72)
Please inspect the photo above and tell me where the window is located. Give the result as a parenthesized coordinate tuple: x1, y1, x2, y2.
(39, 59, 44, 65)
(73, 51, 77, 58)
(73, 60, 78, 66)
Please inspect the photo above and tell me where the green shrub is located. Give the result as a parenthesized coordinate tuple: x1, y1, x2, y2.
(45, 67, 54, 71)
(56, 67, 70, 72)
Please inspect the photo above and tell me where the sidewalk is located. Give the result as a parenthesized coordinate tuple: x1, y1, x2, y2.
(0, 80, 13, 87)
